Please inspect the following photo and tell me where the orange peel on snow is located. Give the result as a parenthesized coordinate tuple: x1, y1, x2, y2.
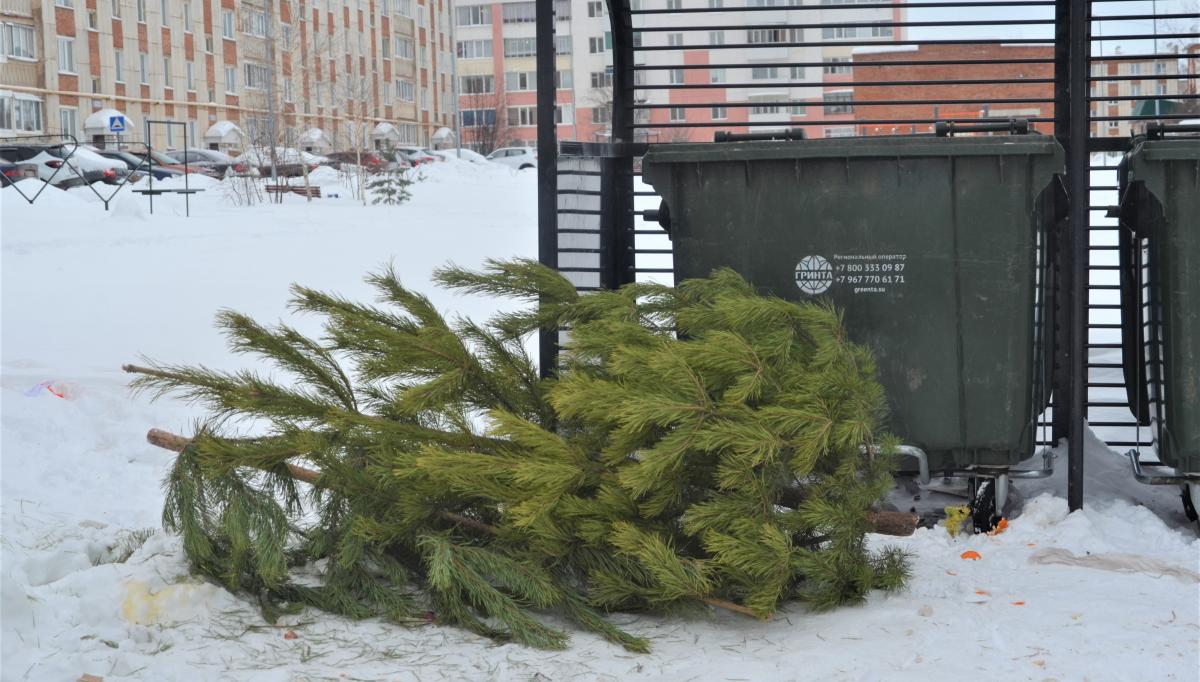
(960, 550, 982, 561)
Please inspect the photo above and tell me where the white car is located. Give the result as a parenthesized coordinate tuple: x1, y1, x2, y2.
(430, 148, 490, 164)
(487, 147, 538, 170)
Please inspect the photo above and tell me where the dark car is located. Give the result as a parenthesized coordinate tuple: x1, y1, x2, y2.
(94, 150, 182, 181)
(0, 163, 38, 186)
(0, 144, 89, 188)
(324, 151, 388, 173)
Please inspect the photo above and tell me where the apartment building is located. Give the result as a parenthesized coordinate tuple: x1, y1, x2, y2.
(1091, 53, 1186, 137)
(0, 0, 453, 150)
(454, 0, 906, 150)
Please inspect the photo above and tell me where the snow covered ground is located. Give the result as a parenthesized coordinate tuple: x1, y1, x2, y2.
(2, 162, 1198, 681)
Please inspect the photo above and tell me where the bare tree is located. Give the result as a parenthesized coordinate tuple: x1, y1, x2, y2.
(461, 91, 508, 155)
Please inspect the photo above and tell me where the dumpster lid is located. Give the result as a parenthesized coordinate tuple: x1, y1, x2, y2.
(1131, 137, 1200, 161)
(642, 135, 1062, 165)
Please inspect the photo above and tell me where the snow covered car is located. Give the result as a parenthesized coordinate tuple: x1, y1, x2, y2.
(236, 147, 329, 177)
(486, 146, 538, 170)
(430, 148, 490, 164)
(0, 144, 90, 188)
(166, 148, 248, 177)
(393, 146, 438, 166)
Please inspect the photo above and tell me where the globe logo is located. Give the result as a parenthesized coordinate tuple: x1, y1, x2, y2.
(795, 255, 833, 295)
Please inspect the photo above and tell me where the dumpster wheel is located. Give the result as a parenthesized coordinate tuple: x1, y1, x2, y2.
(970, 478, 1002, 533)
(1182, 484, 1199, 524)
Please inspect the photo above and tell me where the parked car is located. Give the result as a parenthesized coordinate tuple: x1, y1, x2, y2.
(0, 162, 38, 186)
(325, 150, 388, 173)
(166, 148, 248, 176)
(487, 146, 538, 170)
(393, 146, 438, 166)
(430, 148, 490, 164)
(0, 144, 89, 188)
(51, 145, 139, 185)
(235, 147, 328, 178)
(93, 149, 179, 181)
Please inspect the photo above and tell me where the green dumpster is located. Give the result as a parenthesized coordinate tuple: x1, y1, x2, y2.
(642, 135, 1065, 483)
(1116, 128, 1200, 515)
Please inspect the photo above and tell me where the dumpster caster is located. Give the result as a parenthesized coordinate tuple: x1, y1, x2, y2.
(1183, 484, 1199, 523)
(969, 478, 1003, 533)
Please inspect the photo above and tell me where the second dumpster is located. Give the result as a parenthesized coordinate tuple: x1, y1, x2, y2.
(642, 132, 1065, 514)
(1116, 124, 1200, 519)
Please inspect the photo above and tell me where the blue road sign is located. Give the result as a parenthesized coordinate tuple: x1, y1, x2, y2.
(108, 115, 126, 133)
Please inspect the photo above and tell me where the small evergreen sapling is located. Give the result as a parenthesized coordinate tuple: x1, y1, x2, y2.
(129, 259, 910, 651)
(366, 168, 414, 205)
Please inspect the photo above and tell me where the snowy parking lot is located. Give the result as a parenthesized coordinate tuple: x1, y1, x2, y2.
(2, 162, 1198, 681)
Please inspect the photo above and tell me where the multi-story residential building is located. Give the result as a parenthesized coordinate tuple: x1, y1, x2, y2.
(0, 0, 453, 150)
(1091, 52, 1185, 137)
(454, 0, 906, 151)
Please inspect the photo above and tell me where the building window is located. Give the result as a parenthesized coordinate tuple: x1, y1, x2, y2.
(709, 67, 726, 83)
(556, 104, 574, 124)
(668, 33, 683, 47)
(502, 2, 535, 23)
(160, 0, 168, 26)
(711, 106, 727, 120)
(460, 109, 496, 127)
(187, 121, 196, 145)
(590, 71, 611, 89)
(59, 107, 78, 136)
(0, 95, 44, 132)
(752, 66, 779, 80)
(57, 37, 76, 73)
(87, 11, 97, 29)
(667, 0, 683, 8)
(1154, 61, 1167, 74)
(283, 79, 292, 101)
(112, 0, 121, 18)
(163, 56, 171, 88)
(395, 37, 414, 59)
(114, 51, 125, 82)
(221, 10, 234, 38)
(137, 0, 146, 22)
(166, 124, 175, 146)
(587, 0, 602, 17)
(825, 126, 855, 138)
(456, 39, 492, 59)
(139, 53, 150, 84)
(55, 0, 73, 8)
(245, 9, 268, 36)
(504, 37, 536, 57)
(455, 4, 489, 26)
(823, 58, 851, 74)
(709, 31, 724, 46)
(747, 28, 788, 44)
(823, 92, 853, 114)
(185, 61, 195, 90)
(397, 0, 412, 16)
(790, 66, 805, 79)
(91, 77, 100, 93)
(669, 68, 685, 84)
(182, 1, 190, 30)
(3, 23, 36, 59)
(669, 107, 686, 122)
(791, 101, 807, 116)
(507, 71, 537, 91)
(1129, 62, 1141, 76)
(708, 0, 723, 6)
(592, 106, 610, 124)
(460, 74, 494, 94)
(589, 36, 605, 53)
(397, 79, 414, 101)
(822, 24, 893, 39)
(555, 35, 571, 54)
(749, 96, 780, 114)
(556, 70, 572, 88)
(224, 64, 236, 91)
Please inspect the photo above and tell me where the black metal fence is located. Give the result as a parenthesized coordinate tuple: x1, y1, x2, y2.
(535, 0, 1200, 508)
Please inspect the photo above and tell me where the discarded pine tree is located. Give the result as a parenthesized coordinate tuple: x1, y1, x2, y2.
(127, 259, 910, 652)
